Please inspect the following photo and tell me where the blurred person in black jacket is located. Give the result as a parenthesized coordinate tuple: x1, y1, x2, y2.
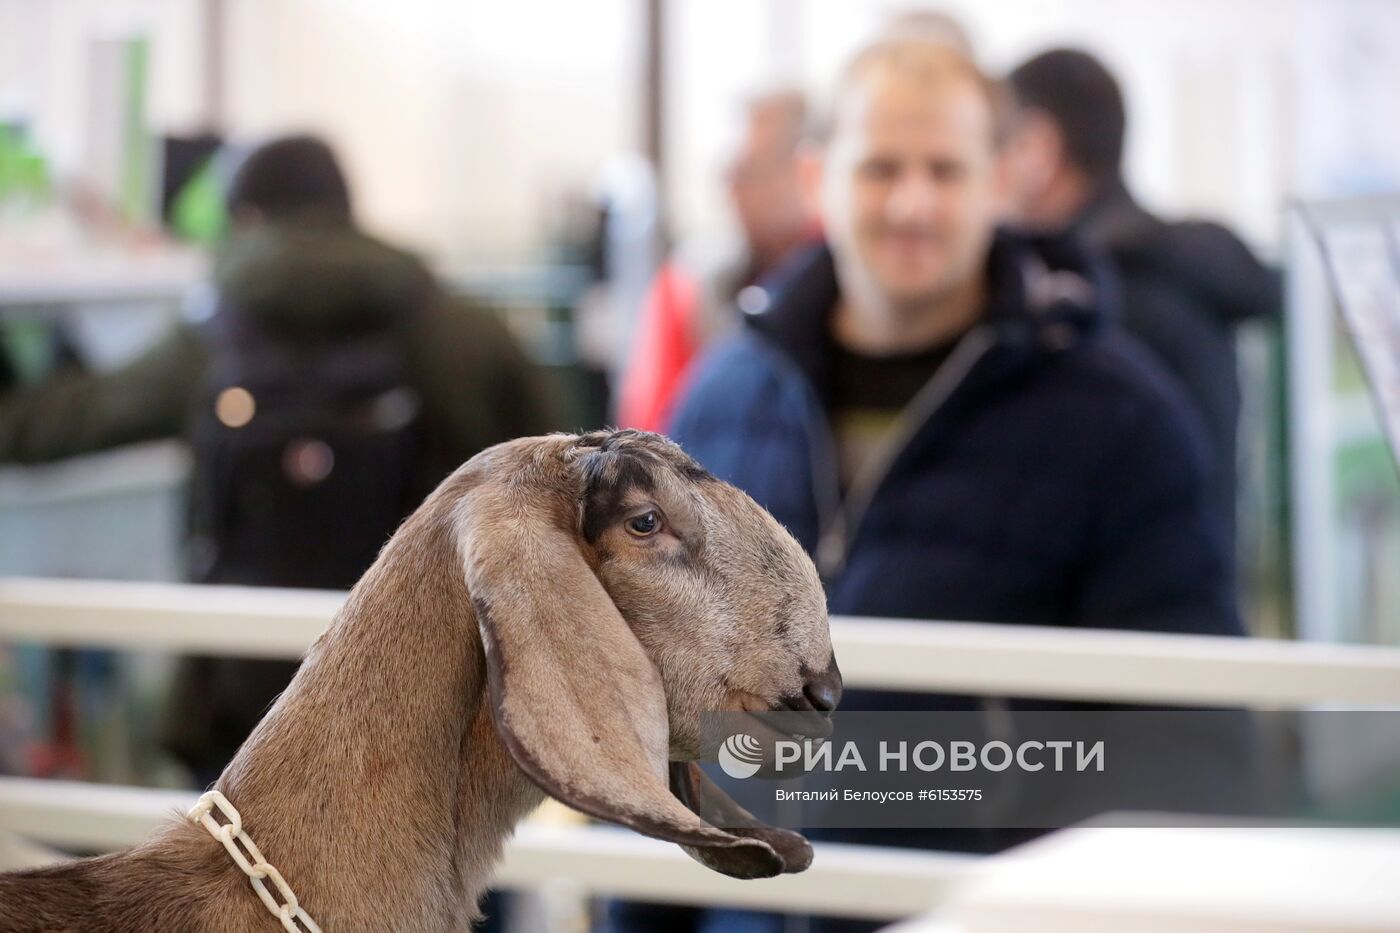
(1004, 48, 1282, 551)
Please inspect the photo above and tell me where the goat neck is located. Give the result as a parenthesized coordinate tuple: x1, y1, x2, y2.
(207, 476, 543, 930)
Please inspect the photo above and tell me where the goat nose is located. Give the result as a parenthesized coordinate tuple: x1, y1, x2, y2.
(803, 658, 843, 715)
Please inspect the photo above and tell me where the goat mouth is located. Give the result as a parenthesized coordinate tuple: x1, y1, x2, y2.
(724, 690, 834, 742)
(743, 709, 833, 743)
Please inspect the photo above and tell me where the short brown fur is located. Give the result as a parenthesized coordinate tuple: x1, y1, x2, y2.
(0, 431, 837, 932)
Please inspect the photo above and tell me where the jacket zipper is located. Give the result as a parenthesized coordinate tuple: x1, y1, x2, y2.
(761, 342, 842, 548)
(813, 324, 999, 580)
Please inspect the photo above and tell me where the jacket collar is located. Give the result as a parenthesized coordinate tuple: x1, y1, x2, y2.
(746, 228, 1106, 399)
(1068, 179, 1162, 255)
(1067, 179, 1282, 325)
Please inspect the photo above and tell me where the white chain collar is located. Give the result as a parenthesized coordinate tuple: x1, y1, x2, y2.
(188, 790, 324, 933)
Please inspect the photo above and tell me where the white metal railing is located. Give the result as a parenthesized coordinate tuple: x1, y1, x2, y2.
(0, 443, 190, 509)
(5, 575, 1400, 924)
(3, 577, 1400, 706)
(0, 777, 971, 921)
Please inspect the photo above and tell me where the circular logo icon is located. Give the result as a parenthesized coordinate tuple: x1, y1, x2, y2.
(718, 732, 764, 779)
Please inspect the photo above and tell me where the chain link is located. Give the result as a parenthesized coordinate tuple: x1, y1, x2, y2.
(189, 790, 325, 933)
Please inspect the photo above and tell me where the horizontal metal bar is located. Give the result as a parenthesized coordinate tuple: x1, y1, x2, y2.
(1291, 193, 1400, 227)
(0, 577, 336, 660)
(0, 255, 202, 308)
(831, 615, 1400, 706)
(0, 442, 190, 508)
(3, 577, 1400, 705)
(0, 777, 971, 920)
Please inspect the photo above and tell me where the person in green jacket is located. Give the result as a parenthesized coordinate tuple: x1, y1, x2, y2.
(0, 135, 556, 782)
(0, 137, 553, 475)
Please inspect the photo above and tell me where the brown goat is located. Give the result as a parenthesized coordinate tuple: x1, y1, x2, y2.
(0, 430, 841, 932)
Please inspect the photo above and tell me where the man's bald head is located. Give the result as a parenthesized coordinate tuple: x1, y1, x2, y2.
(819, 39, 1013, 152)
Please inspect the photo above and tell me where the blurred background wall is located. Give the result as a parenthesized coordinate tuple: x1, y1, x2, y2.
(3, 0, 1398, 266)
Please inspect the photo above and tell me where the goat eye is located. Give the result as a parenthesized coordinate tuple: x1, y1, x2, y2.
(625, 511, 661, 537)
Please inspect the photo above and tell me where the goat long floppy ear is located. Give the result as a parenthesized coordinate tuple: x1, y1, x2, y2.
(458, 437, 796, 879)
(669, 763, 813, 873)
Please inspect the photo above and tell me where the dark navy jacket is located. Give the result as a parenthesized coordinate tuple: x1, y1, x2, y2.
(670, 232, 1242, 663)
(1072, 182, 1282, 550)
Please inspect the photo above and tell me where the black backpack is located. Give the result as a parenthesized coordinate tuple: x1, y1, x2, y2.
(187, 301, 424, 591)
(169, 298, 427, 780)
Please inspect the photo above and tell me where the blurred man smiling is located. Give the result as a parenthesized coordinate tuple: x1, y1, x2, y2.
(626, 35, 1243, 933)
(672, 38, 1237, 639)
(823, 41, 994, 353)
